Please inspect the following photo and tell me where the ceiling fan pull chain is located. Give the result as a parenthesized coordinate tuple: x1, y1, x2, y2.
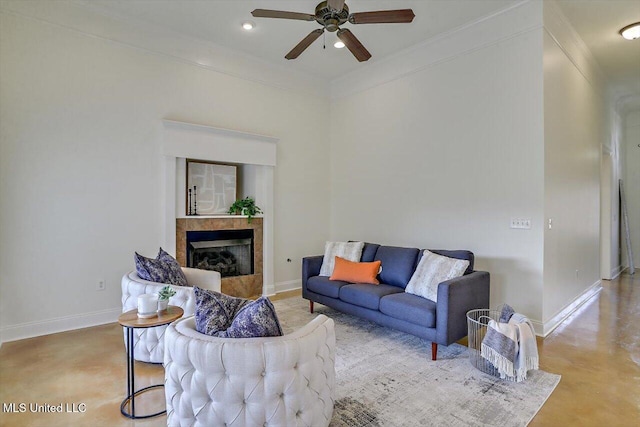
(323, 30, 326, 49)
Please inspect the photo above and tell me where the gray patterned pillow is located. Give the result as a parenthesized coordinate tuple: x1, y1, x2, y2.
(194, 287, 283, 338)
(405, 250, 469, 302)
(134, 248, 188, 287)
(319, 241, 365, 276)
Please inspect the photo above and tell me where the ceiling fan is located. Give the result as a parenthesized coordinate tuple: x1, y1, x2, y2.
(251, 0, 415, 62)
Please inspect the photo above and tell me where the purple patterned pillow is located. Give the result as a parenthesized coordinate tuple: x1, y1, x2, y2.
(220, 297, 283, 338)
(134, 248, 188, 287)
(194, 287, 283, 338)
(156, 248, 188, 287)
(194, 287, 250, 335)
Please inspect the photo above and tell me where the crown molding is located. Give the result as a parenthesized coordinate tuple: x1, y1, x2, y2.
(0, 0, 329, 99)
(329, 0, 540, 100)
(542, 0, 608, 100)
(162, 119, 279, 145)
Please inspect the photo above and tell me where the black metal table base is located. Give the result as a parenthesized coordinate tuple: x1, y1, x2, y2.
(121, 326, 165, 419)
(120, 384, 165, 419)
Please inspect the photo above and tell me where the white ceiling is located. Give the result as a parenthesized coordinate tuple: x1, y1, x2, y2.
(76, 0, 522, 80)
(74, 0, 640, 105)
(555, 0, 640, 110)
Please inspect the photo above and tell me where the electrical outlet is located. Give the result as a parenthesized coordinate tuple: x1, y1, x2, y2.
(510, 218, 532, 229)
(97, 280, 106, 291)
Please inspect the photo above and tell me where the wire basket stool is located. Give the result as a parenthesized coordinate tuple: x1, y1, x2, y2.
(466, 307, 503, 376)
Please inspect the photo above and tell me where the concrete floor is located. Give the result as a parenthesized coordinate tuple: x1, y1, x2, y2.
(0, 273, 638, 427)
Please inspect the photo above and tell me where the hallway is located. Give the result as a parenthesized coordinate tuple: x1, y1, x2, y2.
(530, 272, 640, 426)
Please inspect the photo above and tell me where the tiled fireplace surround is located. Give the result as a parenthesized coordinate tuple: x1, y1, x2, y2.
(176, 217, 263, 298)
(161, 120, 277, 297)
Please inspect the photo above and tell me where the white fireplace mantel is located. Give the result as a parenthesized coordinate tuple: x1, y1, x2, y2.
(160, 119, 277, 295)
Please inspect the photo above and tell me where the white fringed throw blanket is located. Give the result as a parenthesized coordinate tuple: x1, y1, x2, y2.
(481, 307, 539, 382)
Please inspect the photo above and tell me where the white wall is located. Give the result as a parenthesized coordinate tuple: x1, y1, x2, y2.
(600, 108, 622, 280)
(542, 32, 603, 322)
(541, 1, 611, 327)
(0, 0, 621, 342)
(328, 0, 617, 333)
(329, 3, 546, 322)
(0, 7, 330, 341)
(623, 110, 640, 269)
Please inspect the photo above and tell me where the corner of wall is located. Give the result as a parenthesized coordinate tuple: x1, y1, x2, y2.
(541, 281, 602, 337)
(542, 0, 607, 95)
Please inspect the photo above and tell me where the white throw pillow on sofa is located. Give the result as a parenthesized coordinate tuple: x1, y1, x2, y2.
(319, 241, 365, 276)
(405, 250, 469, 302)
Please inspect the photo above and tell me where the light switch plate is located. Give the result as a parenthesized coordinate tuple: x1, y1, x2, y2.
(510, 218, 532, 229)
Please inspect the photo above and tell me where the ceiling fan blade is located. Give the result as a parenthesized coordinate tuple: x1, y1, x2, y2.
(251, 9, 315, 21)
(327, 0, 346, 12)
(350, 9, 415, 24)
(337, 29, 371, 62)
(285, 29, 324, 60)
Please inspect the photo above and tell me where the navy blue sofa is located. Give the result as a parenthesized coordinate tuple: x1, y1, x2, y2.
(302, 243, 490, 360)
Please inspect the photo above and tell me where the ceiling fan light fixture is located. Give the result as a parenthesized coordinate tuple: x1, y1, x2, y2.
(242, 21, 255, 31)
(334, 41, 345, 49)
(251, 2, 414, 61)
(619, 22, 640, 40)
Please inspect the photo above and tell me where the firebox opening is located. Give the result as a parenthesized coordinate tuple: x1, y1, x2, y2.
(186, 229, 254, 277)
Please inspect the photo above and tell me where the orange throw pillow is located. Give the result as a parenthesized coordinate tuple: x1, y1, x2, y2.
(330, 256, 381, 284)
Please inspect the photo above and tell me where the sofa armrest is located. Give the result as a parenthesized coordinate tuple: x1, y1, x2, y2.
(182, 267, 221, 292)
(302, 256, 324, 289)
(435, 271, 490, 346)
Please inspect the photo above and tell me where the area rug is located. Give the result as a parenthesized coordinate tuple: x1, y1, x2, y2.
(273, 298, 560, 427)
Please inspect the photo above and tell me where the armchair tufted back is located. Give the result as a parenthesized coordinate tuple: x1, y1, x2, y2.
(164, 315, 336, 427)
(120, 268, 221, 363)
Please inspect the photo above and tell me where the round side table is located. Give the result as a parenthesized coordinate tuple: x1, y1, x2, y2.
(118, 305, 183, 419)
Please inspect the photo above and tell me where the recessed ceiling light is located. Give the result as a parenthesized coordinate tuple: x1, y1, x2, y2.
(242, 21, 255, 31)
(619, 22, 640, 40)
(334, 41, 345, 49)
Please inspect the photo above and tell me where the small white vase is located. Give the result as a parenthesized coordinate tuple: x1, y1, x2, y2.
(138, 293, 159, 318)
(157, 299, 169, 312)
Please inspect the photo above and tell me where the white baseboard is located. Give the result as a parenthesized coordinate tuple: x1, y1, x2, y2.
(610, 265, 625, 280)
(540, 280, 602, 337)
(1, 279, 602, 345)
(271, 278, 602, 339)
(274, 279, 301, 295)
(2, 280, 303, 345)
(529, 319, 544, 337)
(0, 307, 121, 345)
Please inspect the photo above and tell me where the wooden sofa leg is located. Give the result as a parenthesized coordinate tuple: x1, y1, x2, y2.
(309, 301, 314, 314)
(431, 343, 437, 361)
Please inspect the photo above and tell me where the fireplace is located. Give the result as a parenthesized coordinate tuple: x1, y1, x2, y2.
(163, 120, 276, 296)
(186, 229, 254, 277)
(176, 217, 263, 298)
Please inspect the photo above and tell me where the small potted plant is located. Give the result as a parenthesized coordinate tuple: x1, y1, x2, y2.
(157, 285, 176, 312)
(228, 197, 263, 223)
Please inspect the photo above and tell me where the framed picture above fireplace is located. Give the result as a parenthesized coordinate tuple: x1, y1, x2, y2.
(186, 160, 237, 215)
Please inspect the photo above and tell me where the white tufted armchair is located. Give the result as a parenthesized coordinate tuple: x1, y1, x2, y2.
(164, 314, 336, 427)
(121, 267, 221, 363)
